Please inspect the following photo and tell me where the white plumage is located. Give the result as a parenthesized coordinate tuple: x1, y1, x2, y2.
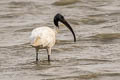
(30, 13, 76, 62)
(30, 27, 56, 48)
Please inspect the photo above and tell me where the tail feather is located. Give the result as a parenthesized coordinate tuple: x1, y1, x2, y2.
(31, 36, 41, 47)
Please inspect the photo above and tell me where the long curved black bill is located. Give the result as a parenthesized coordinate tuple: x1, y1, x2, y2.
(61, 19, 76, 42)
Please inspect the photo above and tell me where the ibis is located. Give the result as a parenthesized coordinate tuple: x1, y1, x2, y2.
(30, 13, 76, 62)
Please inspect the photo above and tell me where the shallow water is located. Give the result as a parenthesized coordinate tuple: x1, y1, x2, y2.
(0, 0, 120, 80)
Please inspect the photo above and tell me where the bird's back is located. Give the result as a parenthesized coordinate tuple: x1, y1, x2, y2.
(30, 27, 56, 48)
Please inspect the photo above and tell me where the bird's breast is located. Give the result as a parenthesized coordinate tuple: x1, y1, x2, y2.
(30, 27, 56, 48)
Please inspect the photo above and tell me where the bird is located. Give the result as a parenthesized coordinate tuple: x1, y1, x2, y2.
(30, 13, 76, 62)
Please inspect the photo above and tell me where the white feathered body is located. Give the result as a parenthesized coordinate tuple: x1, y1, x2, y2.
(30, 27, 56, 49)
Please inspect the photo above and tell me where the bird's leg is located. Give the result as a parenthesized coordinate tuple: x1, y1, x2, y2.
(47, 47, 51, 62)
(36, 52, 38, 61)
(35, 48, 39, 61)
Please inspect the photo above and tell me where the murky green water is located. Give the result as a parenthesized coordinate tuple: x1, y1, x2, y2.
(0, 0, 120, 80)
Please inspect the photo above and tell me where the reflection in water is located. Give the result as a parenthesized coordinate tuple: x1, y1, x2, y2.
(0, 0, 120, 80)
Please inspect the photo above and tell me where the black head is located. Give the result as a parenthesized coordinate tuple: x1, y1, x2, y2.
(54, 13, 76, 42)
(54, 13, 64, 28)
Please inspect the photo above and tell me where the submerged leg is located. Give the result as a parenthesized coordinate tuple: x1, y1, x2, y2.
(47, 47, 51, 62)
(35, 48, 39, 61)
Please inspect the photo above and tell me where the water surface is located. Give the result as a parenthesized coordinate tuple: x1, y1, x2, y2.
(0, 0, 120, 80)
